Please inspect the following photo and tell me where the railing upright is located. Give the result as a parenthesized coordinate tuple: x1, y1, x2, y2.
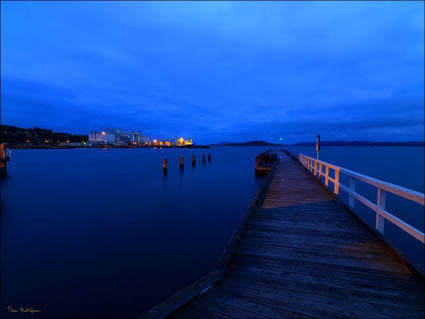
(349, 176, 356, 209)
(325, 166, 329, 186)
(319, 163, 322, 179)
(377, 188, 386, 234)
(334, 168, 340, 195)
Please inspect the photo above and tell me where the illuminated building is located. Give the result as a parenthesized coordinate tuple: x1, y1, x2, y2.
(88, 131, 115, 144)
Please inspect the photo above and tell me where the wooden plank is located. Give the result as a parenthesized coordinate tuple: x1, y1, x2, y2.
(220, 277, 424, 319)
(234, 245, 412, 275)
(226, 255, 423, 295)
(201, 286, 312, 318)
(238, 235, 401, 258)
(225, 269, 425, 310)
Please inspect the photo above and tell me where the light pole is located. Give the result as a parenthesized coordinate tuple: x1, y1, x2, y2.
(279, 137, 283, 149)
(102, 131, 106, 147)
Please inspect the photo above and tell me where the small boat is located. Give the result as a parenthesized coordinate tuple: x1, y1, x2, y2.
(255, 150, 278, 176)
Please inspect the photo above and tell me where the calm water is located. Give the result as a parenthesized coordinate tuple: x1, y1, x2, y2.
(0, 146, 270, 319)
(1, 146, 424, 319)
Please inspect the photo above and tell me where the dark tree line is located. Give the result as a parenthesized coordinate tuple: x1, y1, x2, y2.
(0, 125, 88, 145)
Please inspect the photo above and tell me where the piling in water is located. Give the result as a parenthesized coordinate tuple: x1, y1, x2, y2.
(202, 154, 206, 164)
(0, 161, 6, 175)
(208, 153, 211, 162)
(163, 159, 168, 174)
(0, 144, 5, 159)
(179, 156, 184, 170)
(192, 155, 196, 167)
(0, 145, 6, 175)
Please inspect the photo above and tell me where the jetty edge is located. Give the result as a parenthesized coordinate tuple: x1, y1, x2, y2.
(139, 152, 278, 319)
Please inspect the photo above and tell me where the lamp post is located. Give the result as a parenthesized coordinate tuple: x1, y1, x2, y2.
(316, 134, 320, 176)
(279, 137, 283, 149)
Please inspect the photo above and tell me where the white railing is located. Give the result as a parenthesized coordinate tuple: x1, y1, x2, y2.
(299, 153, 425, 243)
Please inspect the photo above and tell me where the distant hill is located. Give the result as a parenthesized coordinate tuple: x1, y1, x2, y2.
(214, 141, 280, 146)
(212, 140, 425, 147)
(293, 141, 425, 146)
(0, 124, 87, 145)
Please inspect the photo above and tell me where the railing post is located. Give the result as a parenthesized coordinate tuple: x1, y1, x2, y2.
(349, 176, 356, 209)
(334, 168, 340, 195)
(319, 163, 322, 179)
(376, 188, 386, 235)
(325, 166, 329, 186)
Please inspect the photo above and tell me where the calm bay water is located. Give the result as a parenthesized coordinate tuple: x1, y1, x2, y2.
(1, 146, 424, 319)
(0, 146, 270, 319)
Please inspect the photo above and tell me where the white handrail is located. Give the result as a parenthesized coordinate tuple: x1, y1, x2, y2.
(298, 153, 425, 243)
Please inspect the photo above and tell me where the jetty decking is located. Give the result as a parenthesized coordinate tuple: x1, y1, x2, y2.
(164, 152, 424, 318)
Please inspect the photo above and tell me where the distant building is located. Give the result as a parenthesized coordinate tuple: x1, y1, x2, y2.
(175, 137, 193, 146)
(89, 129, 150, 145)
(104, 129, 121, 143)
(88, 131, 115, 144)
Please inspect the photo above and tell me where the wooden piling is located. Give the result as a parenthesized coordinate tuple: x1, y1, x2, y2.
(179, 156, 184, 170)
(163, 159, 167, 174)
(208, 153, 211, 162)
(0, 145, 6, 175)
(192, 155, 196, 167)
(202, 154, 206, 164)
(0, 161, 6, 175)
(0, 144, 5, 159)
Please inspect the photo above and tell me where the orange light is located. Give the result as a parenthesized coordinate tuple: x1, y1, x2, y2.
(66, 140, 70, 143)
(102, 132, 106, 135)
(26, 140, 30, 143)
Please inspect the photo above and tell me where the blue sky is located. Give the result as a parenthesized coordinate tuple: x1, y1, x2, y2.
(1, 1, 424, 143)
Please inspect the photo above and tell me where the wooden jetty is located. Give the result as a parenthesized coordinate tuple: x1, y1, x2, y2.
(143, 151, 425, 319)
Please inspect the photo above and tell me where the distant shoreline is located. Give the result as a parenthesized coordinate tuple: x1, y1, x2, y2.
(9, 145, 211, 149)
(9, 143, 424, 149)
(214, 141, 425, 147)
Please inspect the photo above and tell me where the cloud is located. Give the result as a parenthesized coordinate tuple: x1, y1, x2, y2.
(1, 1, 424, 143)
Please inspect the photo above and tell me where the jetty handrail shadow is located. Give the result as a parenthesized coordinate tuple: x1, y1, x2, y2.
(299, 153, 425, 244)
